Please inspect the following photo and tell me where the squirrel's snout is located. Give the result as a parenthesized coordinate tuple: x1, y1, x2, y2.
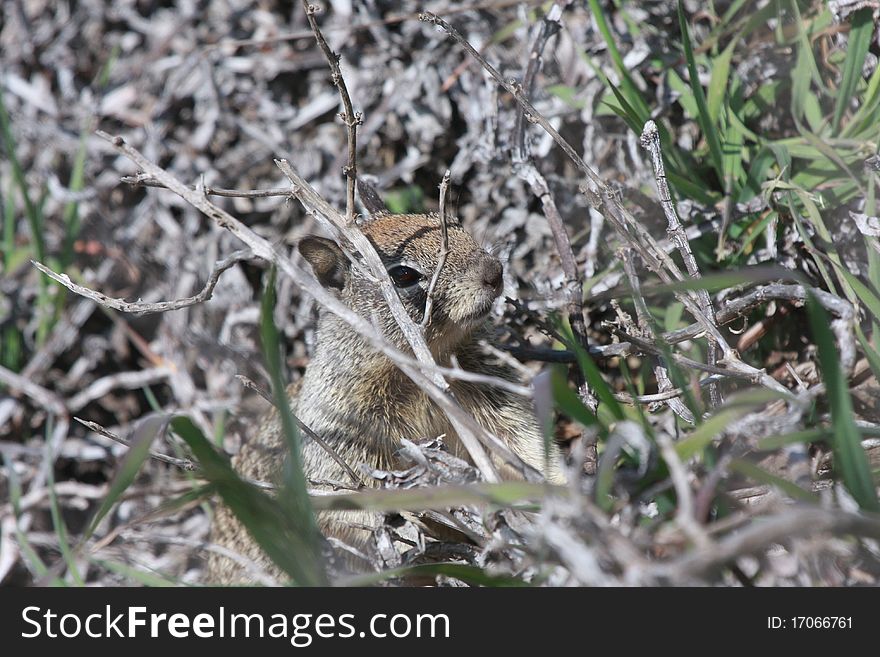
(481, 257, 503, 296)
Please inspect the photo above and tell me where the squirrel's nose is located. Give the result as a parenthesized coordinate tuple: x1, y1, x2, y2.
(482, 257, 503, 295)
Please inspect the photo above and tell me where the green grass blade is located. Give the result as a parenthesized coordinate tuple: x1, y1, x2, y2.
(787, 0, 825, 92)
(564, 325, 625, 422)
(778, 186, 839, 298)
(833, 8, 874, 134)
(707, 39, 737, 125)
(736, 146, 776, 203)
(171, 415, 325, 586)
(666, 170, 717, 205)
(84, 414, 169, 540)
(733, 210, 778, 260)
(721, 106, 746, 207)
(0, 86, 54, 346)
(259, 266, 327, 583)
(45, 439, 84, 586)
(61, 130, 89, 268)
(0, 86, 45, 265)
(843, 55, 880, 138)
(800, 132, 864, 193)
(676, 409, 747, 461)
(757, 428, 825, 451)
(2, 179, 14, 271)
(677, 0, 725, 179)
(1, 183, 23, 369)
(551, 364, 600, 430)
(855, 324, 880, 383)
(789, 25, 819, 131)
(825, 258, 880, 322)
(675, 390, 783, 461)
(3, 451, 64, 584)
(807, 294, 878, 510)
(586, 0, 650, 123)
(92, 559, 178, 586)
(597, 77, 646, 136)
(728, 458, 818, 503)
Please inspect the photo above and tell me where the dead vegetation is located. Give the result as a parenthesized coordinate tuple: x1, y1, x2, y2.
(1, 0, 880, 586)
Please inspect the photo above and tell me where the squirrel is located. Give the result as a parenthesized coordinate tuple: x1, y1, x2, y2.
(205, 203, 565, 584)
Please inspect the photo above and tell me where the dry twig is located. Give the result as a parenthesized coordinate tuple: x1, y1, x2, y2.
(653, 506, 880, 582)
(640, 120, 721, 407)
(121, 174, 293, 199)
(74, 417, 197, 472)
(33, 251, 256, 316)
(655, 431, 712, 549)
(508, 4, 592, 410)
(67, 368, 173, 412)
(621, 249, 695, 423)
(234, 375, 365, 488)
(301, 0, 361, 224)
(422, 170, 451, 329)
(0, 364, 67, 416)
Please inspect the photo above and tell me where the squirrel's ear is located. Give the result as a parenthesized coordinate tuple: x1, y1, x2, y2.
(298, 237, 349, 290)
(357, 178, 389, 217)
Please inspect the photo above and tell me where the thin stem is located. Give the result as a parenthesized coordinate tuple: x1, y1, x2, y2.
(302, 1, 360, 224)
(640, 120, 721, 407)
(422, 171, 451, 329)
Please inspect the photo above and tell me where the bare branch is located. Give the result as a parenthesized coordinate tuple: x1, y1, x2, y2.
(274, 160, 438, 367)
(513, 3, 562, 159)
(608, 326, 764, 381)
(234, 374, 274, 405)
(655, 431, 712, 549)
(613, 383, 722, 405)
(621, 249, 695, 423)
(654, 507, 880, 582)
(419, 11, 604, 190)
(420, 11, 678, 283)
(67, 368, 173, 412)
(301, 0, 360, 224)
(513, 162, 591, 373)
(0, 364, 67, 416)
(509, 5, 589, 370)
(74, 416, 197, 472)
(234, 375, 365, 489)
(640, 120, 721, 407)
(422, 170, 451, 329)
(121, 174, 293, 199)
(33, 251, 256, 316)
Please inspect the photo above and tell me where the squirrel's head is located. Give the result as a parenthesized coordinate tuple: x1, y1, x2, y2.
(298, 213, 503, 351)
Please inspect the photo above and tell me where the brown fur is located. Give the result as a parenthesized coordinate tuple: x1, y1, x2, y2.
(205, 213, 564, 584)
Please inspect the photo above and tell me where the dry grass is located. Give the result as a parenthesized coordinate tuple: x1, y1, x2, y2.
(1, 0, 879, 586)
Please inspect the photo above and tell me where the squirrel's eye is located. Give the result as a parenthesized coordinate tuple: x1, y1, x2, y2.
(388, 265, 423, 288)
